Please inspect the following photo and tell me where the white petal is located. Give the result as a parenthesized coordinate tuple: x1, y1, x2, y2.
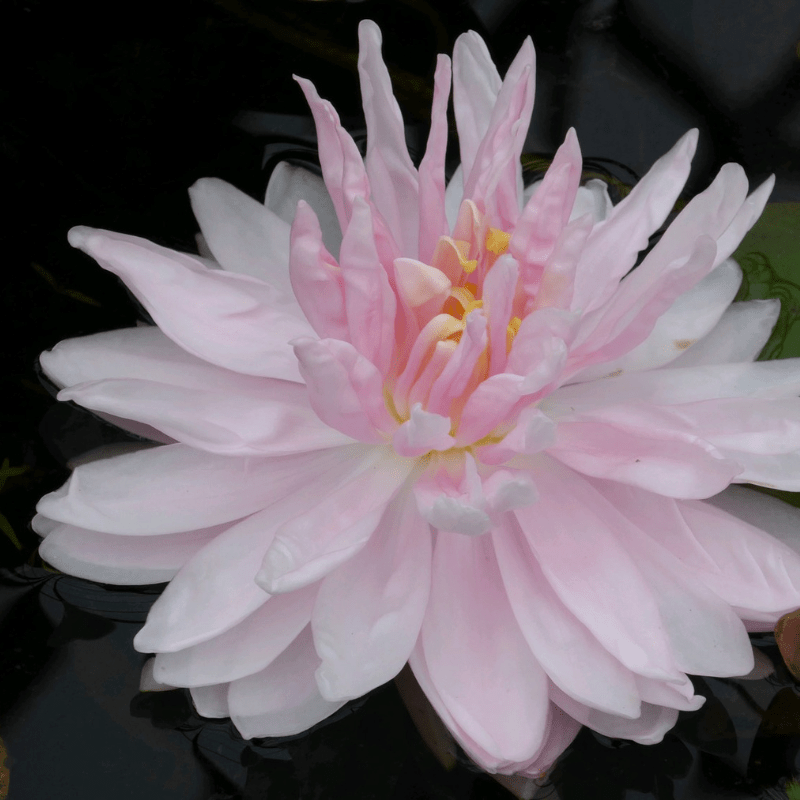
(189, 178, 295, 296)
(668, 299, 779, 367)
(228, 626, 346, 738)
(265, 161, 342, 258)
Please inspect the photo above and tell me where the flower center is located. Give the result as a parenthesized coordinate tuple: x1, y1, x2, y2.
(391, 202, 524, 435)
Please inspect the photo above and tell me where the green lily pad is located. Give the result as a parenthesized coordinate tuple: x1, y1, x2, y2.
(732, 204, 800, 509)
(733, 203, 800, 360)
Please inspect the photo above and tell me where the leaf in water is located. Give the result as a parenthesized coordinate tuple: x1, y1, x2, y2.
(30, 262, 102, 307)
(775, 609, 800, 681)
(0, 735, 9, 800)
(733, 203, 800, 360)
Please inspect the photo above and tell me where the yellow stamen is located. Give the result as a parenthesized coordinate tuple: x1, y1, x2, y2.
(453, 239, 478, 273)
(486, 227, 511, 255)
(506, 315, 522, 352)
(443, 285, 483, 320)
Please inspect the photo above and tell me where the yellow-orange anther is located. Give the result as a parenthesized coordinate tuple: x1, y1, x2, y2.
(486, 227, 511, 255)
(443, 285, 483, 320)
(453, 239, 478, 273)
(506, 315, 522, 352)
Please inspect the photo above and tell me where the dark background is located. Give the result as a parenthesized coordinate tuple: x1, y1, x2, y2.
(2, 0, 800, 797)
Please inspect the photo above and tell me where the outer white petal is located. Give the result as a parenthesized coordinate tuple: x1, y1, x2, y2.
(704, 484, 800, 556)
(153, 582, 318, 687)
(228, 626, 346, 738)
(572, 259, 742, 380)
(38, 443, 366, 535)
(190, 685, 230, 718)
(58, 376, 354, 457)
(550, 360, 800, 412)
(189, 178, 295, 298)
(523, 179, 612, 225)
(39, 326, 280, 393)
(265, 161, 342, 257)
(668, 299, 780, 367)
(38, 522, 221, 586)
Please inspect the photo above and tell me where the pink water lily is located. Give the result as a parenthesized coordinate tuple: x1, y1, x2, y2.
(34, 19, 800, 778)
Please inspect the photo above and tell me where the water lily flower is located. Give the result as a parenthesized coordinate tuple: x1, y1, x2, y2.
(33, 19, 800, 778)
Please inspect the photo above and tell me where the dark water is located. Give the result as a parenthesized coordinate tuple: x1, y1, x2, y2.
(0, 566, 798, 799)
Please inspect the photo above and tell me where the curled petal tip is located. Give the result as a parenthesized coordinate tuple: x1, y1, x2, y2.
(67, 225, 94, 251)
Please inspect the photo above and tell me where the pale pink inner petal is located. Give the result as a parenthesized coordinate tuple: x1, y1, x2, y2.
(312, 488, 432, 701)
(421, 529, 550, 765)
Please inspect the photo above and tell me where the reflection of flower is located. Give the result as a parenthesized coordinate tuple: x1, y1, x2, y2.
(33, 18, 800, 778)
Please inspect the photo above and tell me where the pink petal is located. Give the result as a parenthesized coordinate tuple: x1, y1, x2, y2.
(393, 257, 452, 328)
(507, 307, 574, 393)
(529, 213, 593, 312)
(639, 163, 749, 277)
(452, 32, 502, 183)
(413, 453, 492, 536)
(704, 485, 800, 556)
(38, 522, 220, 586)
(420, 529, 550, 764)
(227, 626, 346, 738)
(573, 129, 698, 313)
(132, 447, 376, 651)
(455, 372, 526, 446)
(478, 406, 556, 465)
(550, 404, 742, 498)
(664, 397, 800, 454)
(339, 197, 397, 376)
(408, 641, 516, 772)
(515, 459, 685, 681)
(516, 705, 582, 778)
(392, 404, 455, 458)
(288, 200, 349, 341)
(257, 448, 411, 593)
(312, 489, 432, 700)
(293, 336, 396, 442)
(588, 479, 754, 677)
(58, 376, 354, 457)
(602, 482, 800, 622)
(681, 496, 800, 619)
(568, 234, 719, 375)
(357, 20, 420, 257)
(418, 54, 452, 264)
(152, 582, 318, 687)
(511, 128, 582, 274)
(492, 514, 641, 717)
(427, 311, 488, 417)
(68, 226, 311, 381)
(294, 76, 371, 233)
(465, 38, 535, 228)
(482, 254, 519, 375)
(37, 443, 357, 535)
(189, 177, 294, 297)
